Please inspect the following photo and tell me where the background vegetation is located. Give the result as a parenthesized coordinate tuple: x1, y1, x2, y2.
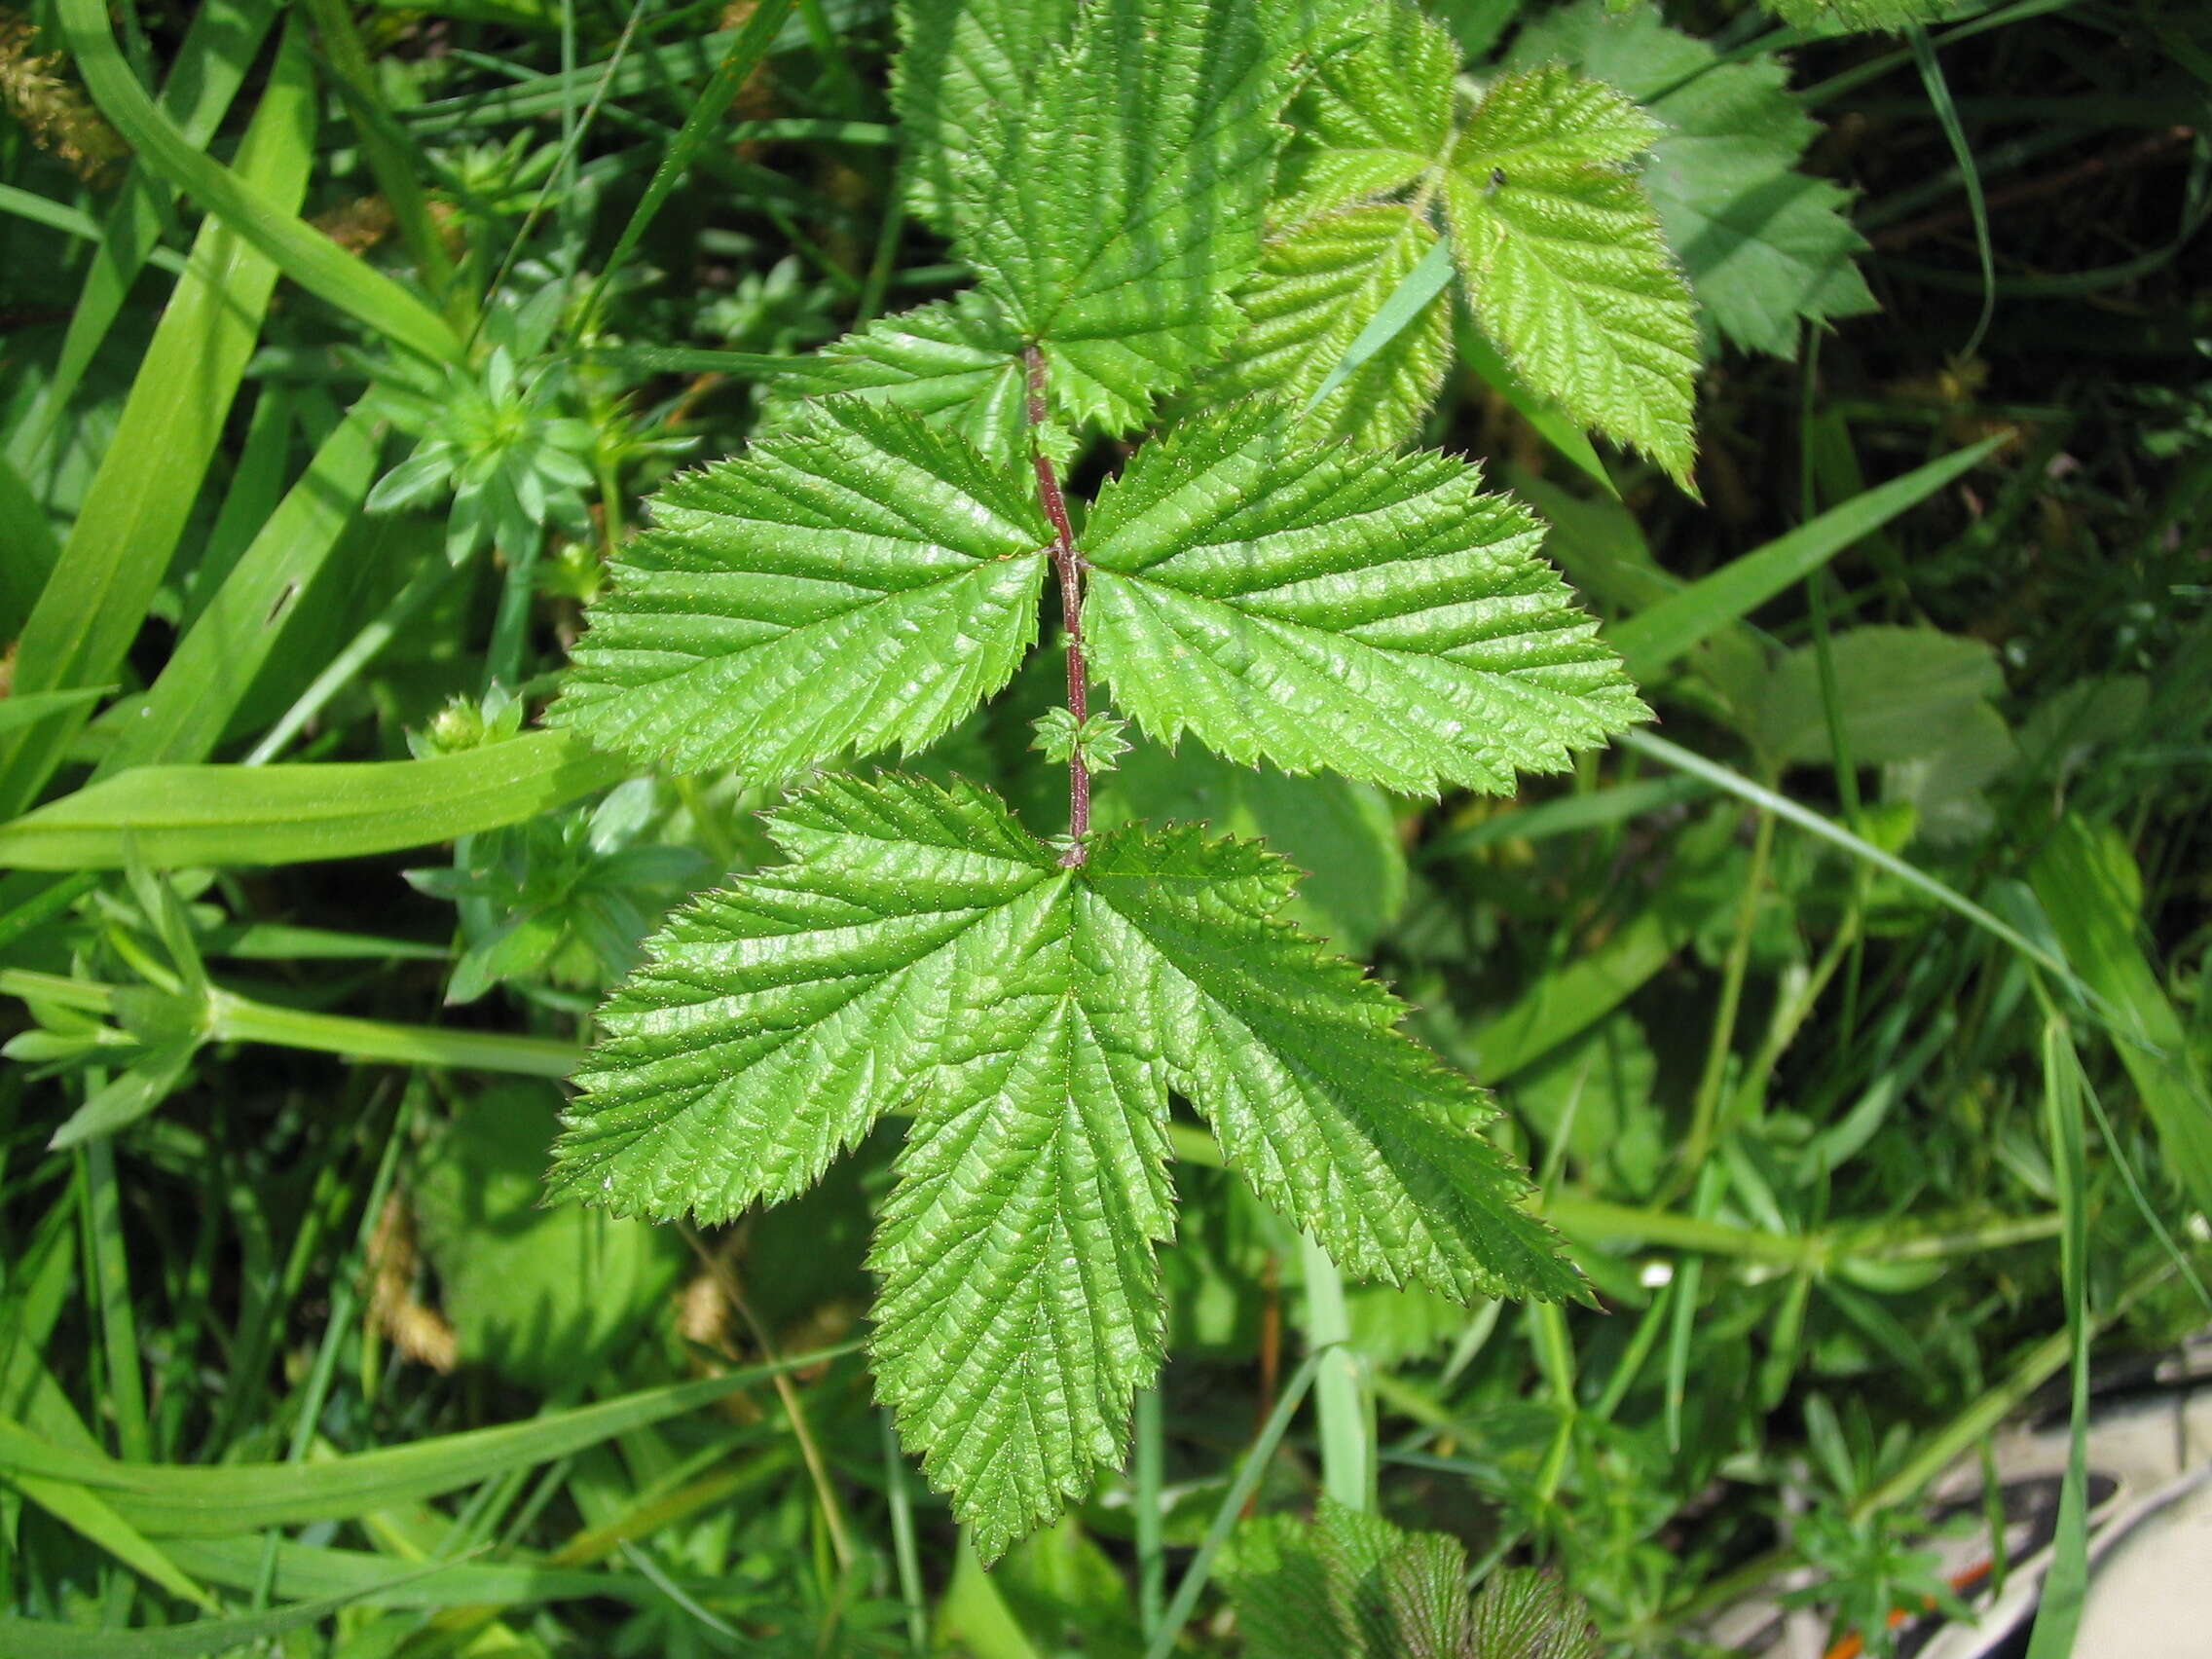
(1, 0, 2208, 1653)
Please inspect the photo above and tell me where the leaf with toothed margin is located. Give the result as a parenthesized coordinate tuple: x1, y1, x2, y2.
(547, 775, 1063, 1221)
(1080, 404, 1648, 796)
(953, 0, 1293, 431)
(1272, 0, 1457, 226)
(892, 0, 1079, 229)
(556, 772, 1579, 1556)
(1197, 203, 1453, 450)
(1085, 823, 1588, 1306)
(1443, 66, 1702, 486)
(546, 397, 1051, 781)
(761, 294, 1033, 464)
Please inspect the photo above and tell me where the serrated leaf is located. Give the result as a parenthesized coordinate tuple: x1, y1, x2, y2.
(1276, 1, 1456, 224)
(953, 0, 1290, 429)
(1085, 824, 1584, 1304)
(549, 399, 1049, 779)
(1080, 406, 1647, 796)
(1763, 0, 1952, 31)
(1512, 0, 1878, 357)
(561, 772, 1574, 1555)
(868, 895, 1172, 1561)
(1225, 1499, 1596, 1659)
(1444, 66, 1701, 485)
(548, 775, 1062, 1218)
(1096, 739, 1407, 953)
(1201, 204, 1453, 449)
(761, 294, 1030, 463)
(893, 0, 1079, 227)
(1466, 1567, 1601, 1659)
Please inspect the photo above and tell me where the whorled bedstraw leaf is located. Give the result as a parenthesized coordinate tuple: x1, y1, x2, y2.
(1511, 0, 1878, 358)
(1080, 404, 1648, 796)
(760, 293, 1032, 465)
(558, 772, 1578, 1552)
(1198, 203, 1453, 449)
(547, 398, 1050, 779)
(892, 0, 1078, 228)
(1444, 66, 1702, 486)
(952, 0, 1291, 430)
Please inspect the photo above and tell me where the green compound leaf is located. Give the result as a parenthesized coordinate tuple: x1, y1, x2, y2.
(1512, 0, 1877, 358)
(1086, 825, 1585, 1306)
(548, 776, 1061, 1219)
(867, 883, 1173, 1563)
(1199, 204, 1453, 449)
(1761, 0, 1950, 31)
(1275, 0, 1456, 225)
(547, 398, 1050, 780)
(1444, 66, 1702, 486)
(558, 773, 1574, 1553)
(1080, 405, 1648, 796)
(893, 0, 1078, 228)
(1224, 1497, 1602, 1658)
(762, 294, 1031, 464)
(954, 0, 1290, 430)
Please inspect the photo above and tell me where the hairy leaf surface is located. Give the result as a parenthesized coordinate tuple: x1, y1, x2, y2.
(549, 399, 1049, 778)
(560, 773, 1576, 1550)
(1445, 67, 1701, 485)
(1087, 826, 1585, 1305)
(1513, 0, 1876, 357)
(1224, 1496, 1601, 1657)
(1081, 406, 1647, 795)
(954, 0, 1289, 428)
(1276, 1, 1455, 224)
(1199, 204, 1453, 449)
(868, 885, 1173, 1562)
(764, 294, 1030, 463)
(893, 0, 1077, 227)
(549, 777, 1061, 1218)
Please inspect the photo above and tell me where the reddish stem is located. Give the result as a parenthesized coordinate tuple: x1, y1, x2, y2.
(1024, 345, 1088, 865)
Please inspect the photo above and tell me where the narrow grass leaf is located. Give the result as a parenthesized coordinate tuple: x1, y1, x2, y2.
(2023, 1016, 2090, 1659)
(1609, 435, 2002, 681)
(0, 733, 630, 870)
(0, 1348, 856, 1536)
(103, 403, 386, 773)
(55, 0, 462, 365)
(9, 0, 279, 470)
(0, 17, 316, 819)
(2029, 815, 2212, 1219)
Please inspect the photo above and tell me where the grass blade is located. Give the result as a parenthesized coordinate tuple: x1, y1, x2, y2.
(1144, 1348, 1326, 1659)
(2029, 814, 2212, 1219)
(8, 0, 279, 472)
(1608, 436, 2004, 682)
(580, 0, 799, 331)
(1303, 230, 1456, 416)
(0, 733, 630, 870)
(55, 0, 463, 365)
(1620, 731, 2081, 992)
(0, 16, 317, 819)
(0, 1345, 858, 1536)
(101, 402, 385, 773)
(2023, 1016, 2089, 1659)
